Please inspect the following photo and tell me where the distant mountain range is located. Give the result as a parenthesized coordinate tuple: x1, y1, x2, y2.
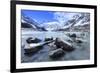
(56, 13, 90, 31)
(21, 13, 90, 31)
(42, 21, 61, 31)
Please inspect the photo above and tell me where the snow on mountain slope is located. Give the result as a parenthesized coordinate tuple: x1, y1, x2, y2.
(43, 21, 61, 31)
(21, 12, 90, 31)
(21, 18, 37, 29)
(21, 14, 46, 31)
(63, 13, 90, 29)
(74, 21, 90, 26)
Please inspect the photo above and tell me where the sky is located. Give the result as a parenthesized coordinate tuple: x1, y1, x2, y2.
(21, 10, 81, 26)
(21, 10, 57, 24)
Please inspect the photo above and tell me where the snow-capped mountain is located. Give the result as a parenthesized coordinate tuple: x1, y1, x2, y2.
(58, 13, 90, 31)
(42, 21, 61, 31)
(42, 13, 90, 31)
(21, 18, 37, 30)
(73, 13, 90, 26)
(21, 12, 90, 31)
(21, 14, 46, 31)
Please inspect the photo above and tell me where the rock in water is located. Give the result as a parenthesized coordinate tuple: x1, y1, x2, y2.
(26, 37, 32, 43)
(55, 38, 75, 51)
(26, 37, 41, 43)
(45, 37, 53, 41)
(54, 38, 62, 48)
(48, 43, 57, 51)
(33, 38, 41, 43)
(24, 43, 43, 54)
(75, 38, 83, 43)
(69, 33, 76, 38)
(49, 48, 65, 58)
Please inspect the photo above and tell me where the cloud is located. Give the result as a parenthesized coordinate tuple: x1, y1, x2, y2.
(42, 11, 79, 30)
(53, 12, 78, 26)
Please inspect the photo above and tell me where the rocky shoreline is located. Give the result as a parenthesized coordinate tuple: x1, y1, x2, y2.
(21, 31, 90, 63)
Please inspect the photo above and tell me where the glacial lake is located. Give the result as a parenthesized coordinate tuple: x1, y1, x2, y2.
(21, 29, 90, 63)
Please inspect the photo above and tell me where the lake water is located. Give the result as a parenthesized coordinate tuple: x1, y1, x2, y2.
(21, 29, 90, 63)
(22, 30, 72, 41)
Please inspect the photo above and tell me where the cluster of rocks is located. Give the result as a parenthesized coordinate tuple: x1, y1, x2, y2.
(68, 33, 85, 44)
(48, 33, 87, 59)
(48, 38, 75, 59)
(24, 37, 54, 55)
(23, 33, 85, 58)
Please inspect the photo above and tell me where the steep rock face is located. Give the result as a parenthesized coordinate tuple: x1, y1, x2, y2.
(21, 14, 37, 29)
(63, 13, 90, 31)
(21, 23, 33, 28)
(56, 13, 90, 31)
(21, 14, 46, 31)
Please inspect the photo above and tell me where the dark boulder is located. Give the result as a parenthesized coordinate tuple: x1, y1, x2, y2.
(54, 38, 62, 48)
(49, 48, 65, 58)
(55, 38, 75, 51)
(26, 37, 32, 43)
(67, 39, 73, 43)
(75, 38, 83, 43)
(45, 37, 53, 41)
(24, 44, 43, 54)
(26, 37, 41, 43)
(69, 33, 76, 38)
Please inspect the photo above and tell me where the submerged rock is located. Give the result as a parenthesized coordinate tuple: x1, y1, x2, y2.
(49, 48, 65, 58)
(26, 37, 41, 43)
